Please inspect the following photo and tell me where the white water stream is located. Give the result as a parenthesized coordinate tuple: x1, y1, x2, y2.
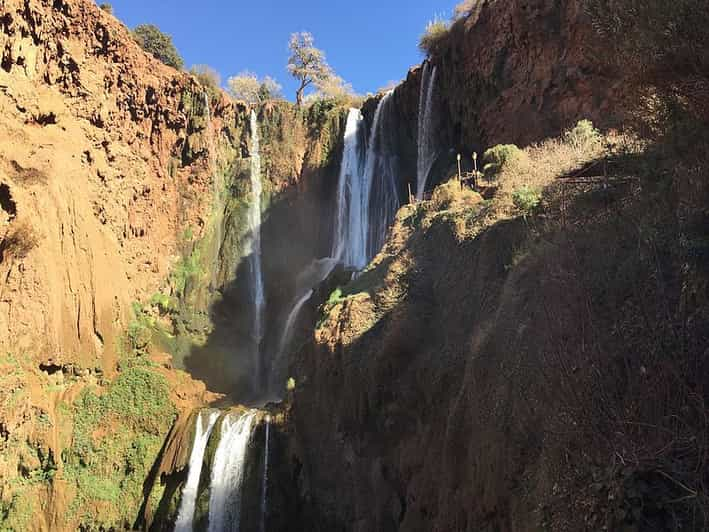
(416, 62, 439, 200)
(174, 410, 221, 532)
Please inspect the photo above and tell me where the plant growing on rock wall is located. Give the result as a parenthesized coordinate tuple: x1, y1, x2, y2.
(419, 16, 451, 55)
(287, 32, 334, 106)
(99, 3, 113, 15)
(133, 24, 184, 70)
(564, 119, 601, 151)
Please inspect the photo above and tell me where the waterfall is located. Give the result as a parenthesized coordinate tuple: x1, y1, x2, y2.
(174, 410, 220, 532)
(416, 62, 439, 200)
(208, 411, 258, 532)
(248, 110, 266, 390)
(331, 108, 366, 268)
(331, 93, 401, 271)
(259, 415, 271, 532)
(362, 91, 401, 259)
(269, 257, 338, 395)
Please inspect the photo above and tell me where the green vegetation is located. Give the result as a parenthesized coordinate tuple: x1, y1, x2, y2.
(564, 119, 601, 150)
(511, 185, 541, 218)
(133, 24, 184, 69)
(419, 17, 450, 55)
(483, 144, 524, 181)
(170, 247, 204, 298)
(63, 367, 176, 528)
(431, 178, 482, 210)
(99, 2, 113, 14)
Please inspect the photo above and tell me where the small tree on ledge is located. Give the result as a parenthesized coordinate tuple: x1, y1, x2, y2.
(287, 32, 333, 106)
(133, 24, 184, 70)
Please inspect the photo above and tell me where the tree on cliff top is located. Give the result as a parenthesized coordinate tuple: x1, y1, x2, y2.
(227, 71, 282, 104)
(133, 24, 184, 70)
(287, 32, 334, 106)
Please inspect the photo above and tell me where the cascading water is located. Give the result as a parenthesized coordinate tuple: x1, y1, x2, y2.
(416, 62, 439, 200)
(363, 91, 402, 259)
(331, 108, 366, 268)
(248, 110, 266, 391)
(331, 92, 401, 270)
(259, 415, 271, 532)
(208, 411, 258, 532)
(174, 410, 221, 532)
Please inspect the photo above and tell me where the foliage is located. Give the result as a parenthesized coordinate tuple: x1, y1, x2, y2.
(511, 185, 541, 217)
(564, 119, 601, 150)
(304, 74, 361, 107)
(170, 247, 203, 298)
(483, 144, 524, 180)
(99, 3, 113, 14)
(419, 17, 450, 55)
(227, 71, 282, 104)
(126, 302, 154, 353)
(431, 178, 483, 210)
(65, 367, 175, 528)
(287, 32, 334, 106)
(190, 64, 221, 91)
(133, 24, 184, 69)
(286, 377, 296, 391)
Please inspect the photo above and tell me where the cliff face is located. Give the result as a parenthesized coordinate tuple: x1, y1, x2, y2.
(364, 0, 621, 196)
(0, 0, 244, 372)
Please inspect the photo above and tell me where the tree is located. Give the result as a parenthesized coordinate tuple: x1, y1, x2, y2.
(99, 3, 113, 15)
(133, 24, 184, 70)
(190, 65, 221, 90)
(287, 32, 333, 106)
(227, 71, 282, 104)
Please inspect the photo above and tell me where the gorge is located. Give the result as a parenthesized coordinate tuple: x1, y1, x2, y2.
(0, 0, 708, 531)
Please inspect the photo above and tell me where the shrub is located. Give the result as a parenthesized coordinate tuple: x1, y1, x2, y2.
(189, 65, 221, 91)
(431, 178, 483, 210)
(0, 220, 40, 261)
(99, 3, 113, 14)
(133, 24, 184, 69)
(564, 119, 600, 150)
(483, 144, 524, 181)
(419, 17, 450, 55)
(512, 186, 541, 218)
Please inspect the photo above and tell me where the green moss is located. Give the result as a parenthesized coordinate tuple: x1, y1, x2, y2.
(0, 492, 35, 531)
(63, 367, 177, 529)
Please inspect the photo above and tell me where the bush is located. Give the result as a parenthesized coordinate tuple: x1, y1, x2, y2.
(431, 178, 483, 210)
(419, 17, 450, 55)
(564, 119, 600, 150)
(189, 65, 221, 91)
(483, 144, 524, 181)
(99, 3, 113, 14)
(133, 24, 184, 69)
(512, 186, 541, 218)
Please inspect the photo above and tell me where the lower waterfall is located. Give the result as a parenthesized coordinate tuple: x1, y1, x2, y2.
(174, 410, 220, 532)
(259, 415, 271, 532)
(208, 411, 258, 532)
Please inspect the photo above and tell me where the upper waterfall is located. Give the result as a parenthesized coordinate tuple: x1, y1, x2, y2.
(416, 62, 439, 200)
(248, 110, 266, 392)
(331, 93, 401, 271)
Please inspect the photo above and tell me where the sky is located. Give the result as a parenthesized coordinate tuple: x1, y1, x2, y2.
(107, 0, 455, 100)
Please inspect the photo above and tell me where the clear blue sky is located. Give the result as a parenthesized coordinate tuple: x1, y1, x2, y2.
(107, 0, 455, 100)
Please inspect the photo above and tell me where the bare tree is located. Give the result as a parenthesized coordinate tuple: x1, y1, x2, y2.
(287, 32, 333, 106)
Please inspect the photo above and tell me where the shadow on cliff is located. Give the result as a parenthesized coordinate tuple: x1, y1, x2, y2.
(288, 160, 709, 530)
(181, 162, 339, 403)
